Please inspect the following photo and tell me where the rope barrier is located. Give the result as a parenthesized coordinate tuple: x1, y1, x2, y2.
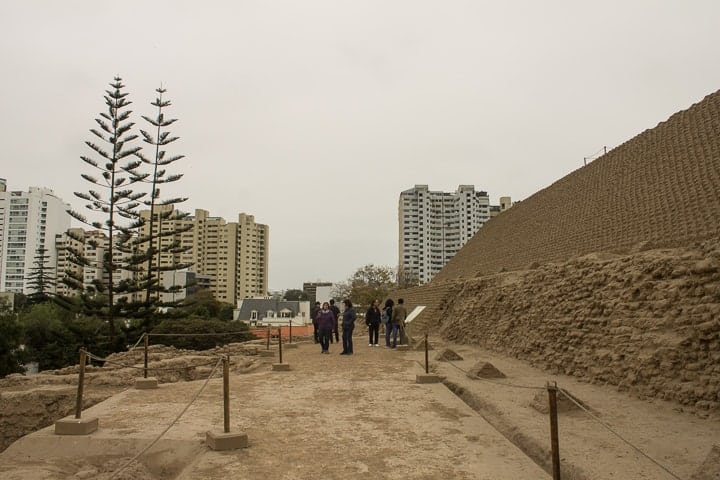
(106, 357, 223, 480)
(557, 387, 686, 480)
(443, 358, 544, 391)
(86, 351, 221, 372)
(438, 356, 684, 478)
(148, 332, 255, 338)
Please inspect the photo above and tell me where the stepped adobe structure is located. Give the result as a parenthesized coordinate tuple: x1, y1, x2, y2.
(399, 89, 720, 413)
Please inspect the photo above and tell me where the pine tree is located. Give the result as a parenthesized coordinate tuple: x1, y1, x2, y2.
(66, 76, 146, 341)
(127, 85, 193, 307)
(25, 248, 56, 305)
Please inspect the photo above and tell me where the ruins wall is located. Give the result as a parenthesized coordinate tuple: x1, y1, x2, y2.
(432, 240, 720, 414)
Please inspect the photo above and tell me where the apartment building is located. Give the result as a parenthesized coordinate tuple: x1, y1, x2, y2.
(138, 207, 269, 305)
(55, 228, 136, 300)
(399, 185, 502, 284)
(0, 180, 70, 294)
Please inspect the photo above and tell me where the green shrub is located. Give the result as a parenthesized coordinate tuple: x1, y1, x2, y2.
(150, 317, 254, 350)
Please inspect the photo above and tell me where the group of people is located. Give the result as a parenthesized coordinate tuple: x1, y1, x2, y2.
(311, 298, 408, 355)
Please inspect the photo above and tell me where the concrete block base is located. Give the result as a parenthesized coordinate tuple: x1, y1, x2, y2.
(55, 416, 99, 435)
(135, 377, 159, 389)
(283, 343, 298, 349)
(416, 373, 442, 384)
(206, 430, 249, 450)
(259, 350, 276, 357)
(272, 363, 291, 371)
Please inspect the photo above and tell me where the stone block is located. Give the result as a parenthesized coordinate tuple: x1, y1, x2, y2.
(134, 377, 159, 389)
(272, 363, 291, 371)
(55, 416, 99, 435)
(206, 430, 249, 450)
(416, 374, 442, 384)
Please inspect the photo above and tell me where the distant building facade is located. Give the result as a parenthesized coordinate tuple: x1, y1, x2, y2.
(399, 185, 510, 284)
(234, 298, 310, 326)
(302, 282, 333, 303)
(0, 180, 71, 294)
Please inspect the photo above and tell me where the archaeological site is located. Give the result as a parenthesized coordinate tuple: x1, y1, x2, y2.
(2, 91, 720, 479)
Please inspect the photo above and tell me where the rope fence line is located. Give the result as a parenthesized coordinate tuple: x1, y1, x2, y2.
(106, 357, 224, 480)
(430, 353, 686, 480)
(557, 388, 686, 480)
(129, 331, 261, 351)
(444, 358, 545, 391)
(85, 351, 221, 372)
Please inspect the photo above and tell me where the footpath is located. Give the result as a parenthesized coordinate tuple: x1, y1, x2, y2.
(0, 339, 547, 480)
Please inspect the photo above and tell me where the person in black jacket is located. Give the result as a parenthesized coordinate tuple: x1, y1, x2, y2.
(329, 299, 341, 343)
(383, 299, 394, 347)
(365, 299, 381, 347)
(339, 299, 356, 355)
(310, 301, 321, 343)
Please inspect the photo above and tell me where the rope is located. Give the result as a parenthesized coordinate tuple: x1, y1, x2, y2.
(129, 332, 146, 351)
(106, 357, 223, 480)
(438, 358, 684, 478)
(152, 332, 258, 338)
(86, 351, 220, 372)
(557, 388, 686, 480)
(443, 358, 544, 391)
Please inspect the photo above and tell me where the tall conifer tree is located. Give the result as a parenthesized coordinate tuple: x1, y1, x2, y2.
(66, 76, 145, 341)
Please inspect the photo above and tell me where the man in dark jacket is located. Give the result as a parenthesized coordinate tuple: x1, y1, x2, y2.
(390, 298, 407, 348)
(310, 301, 321, 343)
(329, 299, 341, 343)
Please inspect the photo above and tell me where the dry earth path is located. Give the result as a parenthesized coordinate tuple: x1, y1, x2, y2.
(0, 339, 547, 480)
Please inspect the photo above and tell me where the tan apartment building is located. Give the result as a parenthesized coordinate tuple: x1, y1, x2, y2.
(138, 207, 269, 305)
(55, 228, 136, 301)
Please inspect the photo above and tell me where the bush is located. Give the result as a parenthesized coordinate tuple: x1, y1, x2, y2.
(0, 311, 25, 377)
(150, 317, 254, 350)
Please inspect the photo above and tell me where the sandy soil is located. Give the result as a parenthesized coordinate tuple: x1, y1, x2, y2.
(1, 336, 718, 479)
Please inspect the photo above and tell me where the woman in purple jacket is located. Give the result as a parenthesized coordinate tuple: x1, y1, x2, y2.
(316, 302, 335, 354)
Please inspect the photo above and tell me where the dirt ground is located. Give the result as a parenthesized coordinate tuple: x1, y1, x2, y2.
(1, 336, 718, 479)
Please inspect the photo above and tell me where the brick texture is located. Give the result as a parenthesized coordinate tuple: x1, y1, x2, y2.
(394, 89, 720, 413)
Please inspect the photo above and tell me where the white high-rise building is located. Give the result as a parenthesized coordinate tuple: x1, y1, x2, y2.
(398, 185, 492, 285)
(0, 180, 71, 294)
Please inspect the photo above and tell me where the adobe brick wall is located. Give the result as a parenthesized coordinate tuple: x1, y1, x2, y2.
(435, 89, 720, 282)
(435, 240, 720, 413)
(394, 89, 720, 414)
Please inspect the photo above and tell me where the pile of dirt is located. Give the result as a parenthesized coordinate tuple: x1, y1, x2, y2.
(466, 361, 506, 379)
(436, 348, 463, 361)
(691, 445, 720, 480)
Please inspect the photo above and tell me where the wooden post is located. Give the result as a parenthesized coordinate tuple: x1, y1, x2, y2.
(289, 319, 293, 344)
(266, 324, 270, 350)
(223, 355, 230, 433)
(424, 333, 429, 374)
(143, 334, 149, 379)
(75, 349, 87, 419)
(547, 382, 561, 480)
(278, 327, 283, 364)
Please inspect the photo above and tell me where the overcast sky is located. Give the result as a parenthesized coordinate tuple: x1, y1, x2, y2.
(2, 1, 719, 291)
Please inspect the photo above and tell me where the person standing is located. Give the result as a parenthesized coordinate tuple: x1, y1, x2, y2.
(310, 301, 321, 344)
(366, 299, 381, 347)
(329, 299, 341, 343)
(340, 299, 357, 355)
(316, 302, 335, 354)
(390, 298, 407, 348)
(383, 299, 394, 347)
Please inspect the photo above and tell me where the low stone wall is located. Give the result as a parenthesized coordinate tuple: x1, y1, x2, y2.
(436, 239, 720, 415)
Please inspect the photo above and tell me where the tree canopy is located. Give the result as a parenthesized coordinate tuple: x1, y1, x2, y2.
(332, 264, 396, 309)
